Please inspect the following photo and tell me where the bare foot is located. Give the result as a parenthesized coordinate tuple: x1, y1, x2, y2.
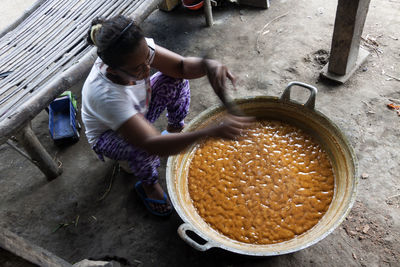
(141, 182, 172, 215)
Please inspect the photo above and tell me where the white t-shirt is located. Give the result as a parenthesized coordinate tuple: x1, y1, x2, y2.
(81, 38, 155, 146)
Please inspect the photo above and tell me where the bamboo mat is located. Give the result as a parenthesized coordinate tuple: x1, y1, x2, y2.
(0, 0, 149, 121)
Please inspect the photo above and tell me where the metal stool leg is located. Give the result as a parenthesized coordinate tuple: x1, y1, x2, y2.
(204, 0, 213, 26)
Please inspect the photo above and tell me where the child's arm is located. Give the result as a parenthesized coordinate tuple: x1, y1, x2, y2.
(117, 113, 253, 157)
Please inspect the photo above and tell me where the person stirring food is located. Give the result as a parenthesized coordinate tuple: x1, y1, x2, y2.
(81, 15, 253, 216)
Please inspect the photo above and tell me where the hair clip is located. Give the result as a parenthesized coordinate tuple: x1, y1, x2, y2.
(107, 20, 134, 49)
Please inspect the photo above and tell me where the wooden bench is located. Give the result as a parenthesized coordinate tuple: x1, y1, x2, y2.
(0, 0, 162, 180)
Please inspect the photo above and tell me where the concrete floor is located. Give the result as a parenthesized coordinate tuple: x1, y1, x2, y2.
(0, 0, 399, 266)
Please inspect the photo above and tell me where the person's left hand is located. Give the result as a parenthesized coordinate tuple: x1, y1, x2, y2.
(203, 59, 237, 105)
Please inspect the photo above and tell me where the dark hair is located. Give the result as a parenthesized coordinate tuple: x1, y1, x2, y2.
(87, 15, 144, 67)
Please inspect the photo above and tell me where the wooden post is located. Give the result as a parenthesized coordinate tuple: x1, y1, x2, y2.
(204, 0, 213, 27)
(321, 0, 370, 83)
(15, 123, 62, 180)
(0, 227, 71, 267)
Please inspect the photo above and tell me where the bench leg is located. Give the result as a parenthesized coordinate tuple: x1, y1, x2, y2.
(15, 122, 62, 180)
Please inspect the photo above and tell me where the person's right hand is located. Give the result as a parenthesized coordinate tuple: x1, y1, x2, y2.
(206, 114, 255, 139)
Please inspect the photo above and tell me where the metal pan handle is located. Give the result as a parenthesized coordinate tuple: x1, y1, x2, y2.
(178, 223, 215, 251)
(280, 82, 318, 110)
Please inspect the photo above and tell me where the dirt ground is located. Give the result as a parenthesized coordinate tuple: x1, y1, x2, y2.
(1, 0, 399, 266)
